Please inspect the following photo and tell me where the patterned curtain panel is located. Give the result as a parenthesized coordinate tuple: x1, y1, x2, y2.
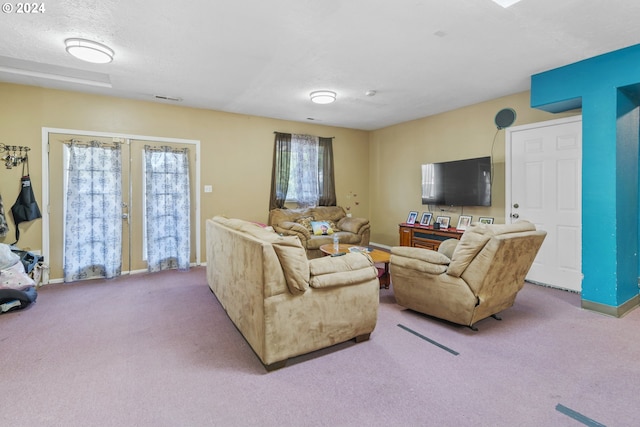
(144, 146, 190, 273)
(290, 134, 319, 207)
(63, 141, 122, 282)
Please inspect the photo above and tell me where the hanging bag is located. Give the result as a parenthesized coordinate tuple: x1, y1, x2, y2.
(10, 155, 41, 244)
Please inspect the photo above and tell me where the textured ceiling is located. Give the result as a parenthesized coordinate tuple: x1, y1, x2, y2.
(1, 0, 640, 130)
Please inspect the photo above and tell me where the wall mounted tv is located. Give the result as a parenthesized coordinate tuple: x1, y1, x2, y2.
(421, 156, 492, 206)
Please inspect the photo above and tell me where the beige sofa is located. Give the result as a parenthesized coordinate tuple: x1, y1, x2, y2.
(206, 216, 380, 370)
(390, 221, 546, 330)
(268, 206, 370, 259)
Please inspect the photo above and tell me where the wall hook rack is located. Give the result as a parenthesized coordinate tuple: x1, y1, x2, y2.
(0, 143, 31, 169)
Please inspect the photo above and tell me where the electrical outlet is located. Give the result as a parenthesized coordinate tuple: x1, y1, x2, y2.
(204, 185, 212, 193)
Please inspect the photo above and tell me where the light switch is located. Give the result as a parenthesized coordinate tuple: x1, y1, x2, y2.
(204, 185, 213, 193)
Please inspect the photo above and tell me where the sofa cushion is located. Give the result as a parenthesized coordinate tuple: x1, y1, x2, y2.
(446, 221, 537, 278)
(309, 253, 377, 289)
(337, 216, 368, 234)
(296, 216, 314, 232)
(390, 246, 450, 275)
(447, 226, 491, 277)
(309, 252, 373, 275)
(272, 240, 310, 294)
(390, 254, 449, 275)
(311, 206, 346, 223)
(391, 246, 451, 264)
(486, 220, 536, 236)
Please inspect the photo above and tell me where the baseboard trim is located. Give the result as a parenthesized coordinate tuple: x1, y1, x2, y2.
(581, 294, 640, 318)
(42, 262, 203, 286)
(370, 241, 391, 251)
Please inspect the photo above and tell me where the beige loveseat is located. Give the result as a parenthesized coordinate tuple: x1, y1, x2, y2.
(390, 221, 546, 330)
(268, 206, 370, 259)
(206, 216, 380, 370)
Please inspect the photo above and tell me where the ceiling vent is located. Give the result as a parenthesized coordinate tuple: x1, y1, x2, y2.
(154, 95, 183, 102)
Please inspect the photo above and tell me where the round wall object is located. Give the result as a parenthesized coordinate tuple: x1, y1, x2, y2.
(495, 108, 516, 129)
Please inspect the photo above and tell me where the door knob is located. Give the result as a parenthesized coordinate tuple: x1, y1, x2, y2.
(511, 213, 519, 219)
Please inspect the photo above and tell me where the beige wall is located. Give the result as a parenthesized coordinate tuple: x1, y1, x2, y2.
(0, 83, 579, 274)
(368, 91, 579, 246)
(0, 83, 370, 269)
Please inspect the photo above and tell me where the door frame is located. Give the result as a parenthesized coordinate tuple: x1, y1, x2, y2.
(41, 127, 201, 284)
(505, 115, 582, 289)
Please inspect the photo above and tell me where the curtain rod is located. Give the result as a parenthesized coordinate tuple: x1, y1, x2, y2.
(61, 139, 121, 148)
(272, 132, 334, 139)
(143, 145, 189, 153)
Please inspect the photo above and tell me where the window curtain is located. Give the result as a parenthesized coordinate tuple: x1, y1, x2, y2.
(318, 137, 336, 206)
(269, 132, 336, 209)
(144, 146, 191, 273)
(269, 132, 291, 210)
(63, 141, 122, 282)
(290, 133, 319, 208)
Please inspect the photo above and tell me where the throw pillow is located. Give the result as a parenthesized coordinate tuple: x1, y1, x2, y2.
(272, 239, 310, 294)
(296, 216, 314, 231)
(310, 220, 335, 235)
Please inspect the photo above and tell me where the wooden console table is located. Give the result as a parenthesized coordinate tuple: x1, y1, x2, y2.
(398, 223, 464, 250)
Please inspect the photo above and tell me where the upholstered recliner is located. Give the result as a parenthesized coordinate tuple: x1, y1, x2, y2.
(390, 220, 546, 329)
(268, 206, 370, 259)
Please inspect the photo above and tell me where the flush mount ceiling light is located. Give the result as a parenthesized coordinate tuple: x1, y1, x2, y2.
(310, 90, 336, 104)
(65, 38, 114, 64)
(491, 0, 522, 7)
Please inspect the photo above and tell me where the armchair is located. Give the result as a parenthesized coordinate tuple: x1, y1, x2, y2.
(390, 221, 546, 329)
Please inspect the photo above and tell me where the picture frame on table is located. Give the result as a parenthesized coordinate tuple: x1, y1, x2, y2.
(435, 215, 450, 229)
(406, 211, 419, 225)
(478, 217, 494, 224)
(456, 215, 472, 230)
(419, 212, 432, 226)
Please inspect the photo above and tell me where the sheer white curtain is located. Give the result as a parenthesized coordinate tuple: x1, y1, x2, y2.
(63, 141, 122, 282)
(143, 146, 190, 272)
(288, 134, 319, 207)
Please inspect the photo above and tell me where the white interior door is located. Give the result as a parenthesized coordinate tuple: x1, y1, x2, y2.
(506, 116, 582, 292)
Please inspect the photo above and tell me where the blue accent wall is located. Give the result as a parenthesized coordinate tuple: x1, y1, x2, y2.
(531, 44, 640, 310)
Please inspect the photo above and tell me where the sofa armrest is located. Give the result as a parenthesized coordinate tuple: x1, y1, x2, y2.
(272, 221, 311, 241)
(437, 238, 459, 259)
(308, 253, 377, 289)
(390, 246, 450, 275)
(337, 216, 370, 234)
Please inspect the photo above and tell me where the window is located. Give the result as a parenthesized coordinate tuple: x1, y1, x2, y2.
(269, 133, 336, 209)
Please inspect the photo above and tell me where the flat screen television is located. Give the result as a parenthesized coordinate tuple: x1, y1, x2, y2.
(421, 156, 491, 206)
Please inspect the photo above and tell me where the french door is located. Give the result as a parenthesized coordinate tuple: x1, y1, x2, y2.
(46, 131, 199, 282)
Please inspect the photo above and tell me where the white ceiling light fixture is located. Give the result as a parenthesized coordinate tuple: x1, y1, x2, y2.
(65, 38, 114, 64)
(310, 90, 336, 104)
(491, 0, 522, 7)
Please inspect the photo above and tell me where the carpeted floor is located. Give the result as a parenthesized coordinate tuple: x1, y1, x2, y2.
(1, 267, 638, 426)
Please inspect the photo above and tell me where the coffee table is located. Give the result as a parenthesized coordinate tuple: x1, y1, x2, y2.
(319, 243, 391, 289)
